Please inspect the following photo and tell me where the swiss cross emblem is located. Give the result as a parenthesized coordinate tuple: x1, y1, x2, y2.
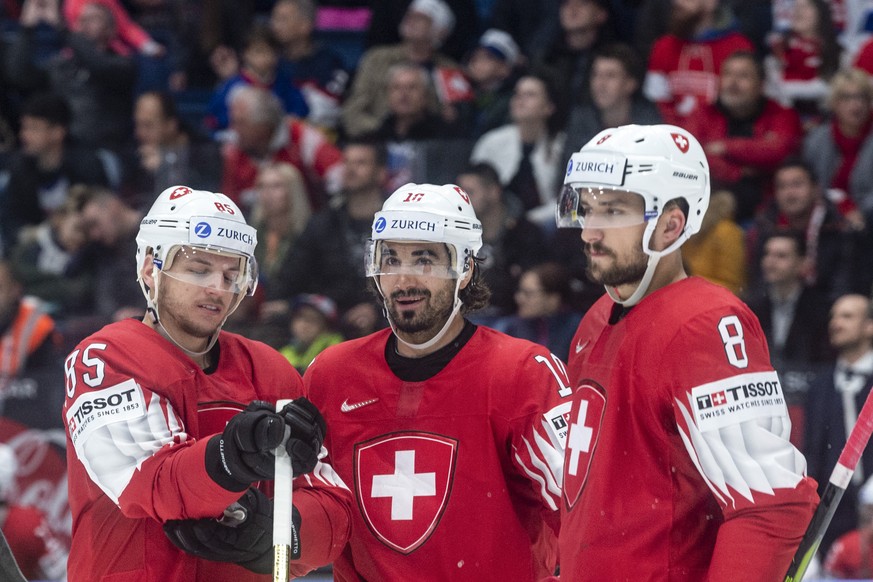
(596, 134, 612, 145)
(169, 186, 192, 199)
(355, 432, 457, 554)
(453, 185, 470, 204)
(563, 381, 607, 510)
(671, 132, 689, 153)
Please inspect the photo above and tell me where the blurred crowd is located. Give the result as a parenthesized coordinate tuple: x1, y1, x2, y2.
(3, 0, 873, 578)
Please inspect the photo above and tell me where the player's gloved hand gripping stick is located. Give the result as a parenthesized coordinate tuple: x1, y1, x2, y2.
(785, 387, 873, 581)
(165, 398, 325, 573)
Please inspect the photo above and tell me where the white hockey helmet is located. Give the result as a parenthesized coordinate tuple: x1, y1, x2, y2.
(136, 185, 258, 300)
(557, 123, 710, 250)
(366, 182, 483, 278)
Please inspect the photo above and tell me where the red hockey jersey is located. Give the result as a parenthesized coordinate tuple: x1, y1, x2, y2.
(302, 326, 572, 581)
(559, 277, 818, 581)
(63, 319, 351, 582)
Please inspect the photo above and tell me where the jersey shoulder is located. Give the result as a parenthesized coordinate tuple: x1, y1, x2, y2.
(471, 325, 557, 361)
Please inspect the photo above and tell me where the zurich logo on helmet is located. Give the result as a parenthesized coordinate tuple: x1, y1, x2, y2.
(374, 217, 387, 233)
(194, 222, 212, 238)
(566, 159, 574, 176)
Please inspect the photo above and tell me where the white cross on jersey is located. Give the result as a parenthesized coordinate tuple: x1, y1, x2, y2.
(567, 400, 594, 476)
(371, 450, 436, 520)
(712, 391, 726, 406)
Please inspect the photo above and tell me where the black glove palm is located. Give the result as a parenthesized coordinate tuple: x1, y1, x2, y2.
(163, 487, 299, 574)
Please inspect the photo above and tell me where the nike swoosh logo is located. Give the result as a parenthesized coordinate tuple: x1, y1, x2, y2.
(340, 398, 380, 413)
(575, 339, 590, 354)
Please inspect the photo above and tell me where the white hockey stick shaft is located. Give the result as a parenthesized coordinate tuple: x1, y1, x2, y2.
(273, 399, 294, 582)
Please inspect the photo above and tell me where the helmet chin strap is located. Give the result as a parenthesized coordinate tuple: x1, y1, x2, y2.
(604, 221, 688, 307)
(605, 253, 661, 307)
(378, 276, 465, 352)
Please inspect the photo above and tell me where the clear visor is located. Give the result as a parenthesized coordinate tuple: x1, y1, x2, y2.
(157, 246, 258, 295)
(364, 239, 459, 279)
(556, 185, 657, 229)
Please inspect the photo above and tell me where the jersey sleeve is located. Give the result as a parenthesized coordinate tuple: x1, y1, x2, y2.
(668, 306, 818, 580)
(288, 459, 353, 576)
(502, 344, 574, 520)
(63, 341, 253, 521)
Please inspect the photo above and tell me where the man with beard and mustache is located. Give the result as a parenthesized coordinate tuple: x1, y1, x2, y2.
(62, 185, 353, 581)
(643, 0, 754, 125)
(291, 183, 571, 580)
(555, 124, 818, 580)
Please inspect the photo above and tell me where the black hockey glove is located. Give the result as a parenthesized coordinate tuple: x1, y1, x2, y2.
(277, 396, 326, 476)
(205, 401, 287, 491)
(163, 487, 301, 574)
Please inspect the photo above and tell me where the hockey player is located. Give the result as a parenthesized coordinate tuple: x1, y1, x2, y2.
(555, 124, 819, 580)
(303, 182, 572, 580)
(62, 185, 351, 581)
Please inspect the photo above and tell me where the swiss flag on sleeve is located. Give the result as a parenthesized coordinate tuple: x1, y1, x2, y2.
(433, 67, 474, 103)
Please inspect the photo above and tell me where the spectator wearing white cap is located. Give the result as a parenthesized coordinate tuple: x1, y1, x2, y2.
(365, 0, 480, 61)
(462, 28, 524, 138)
(341, 0, 467, 138)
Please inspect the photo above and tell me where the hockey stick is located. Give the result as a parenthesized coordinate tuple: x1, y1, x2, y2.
(273, 399, 294, 582)
(0, 528, 26, 582)
(784, 386, 873, 582)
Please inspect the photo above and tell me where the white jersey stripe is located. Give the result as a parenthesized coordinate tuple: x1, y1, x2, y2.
(677, 395, 806, 505)
(514, 450, 559, 511)
(73, 384, 187, 504)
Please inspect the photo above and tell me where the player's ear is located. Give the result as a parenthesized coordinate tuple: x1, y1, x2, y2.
(459, 260, 474, 290)
(657, 203, 686, 248)
(141, 255, 157, 292)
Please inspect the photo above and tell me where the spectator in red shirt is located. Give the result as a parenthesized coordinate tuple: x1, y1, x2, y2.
(643, 0, 754, 125)
(684, 50, 803, 223)
(221, 85, 342, 213)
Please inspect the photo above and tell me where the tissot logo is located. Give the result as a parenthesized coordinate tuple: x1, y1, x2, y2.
(375, 217, 387, 233)
(194, 222, 212, 238)
(690, 371, 787, 432)
(696, 380, 782, 410)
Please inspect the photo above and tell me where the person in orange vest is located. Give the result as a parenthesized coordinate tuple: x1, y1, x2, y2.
(0, 260, 59, 380)
(0, 259, 64, 428)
